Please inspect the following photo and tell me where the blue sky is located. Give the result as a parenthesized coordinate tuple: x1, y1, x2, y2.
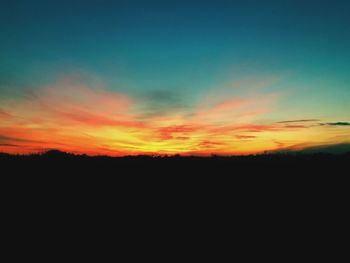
(2, 0, 349, 95)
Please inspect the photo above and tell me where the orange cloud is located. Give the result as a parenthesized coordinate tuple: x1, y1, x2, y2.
(0, 77, 349, 156)
(235, 135, 257, 139)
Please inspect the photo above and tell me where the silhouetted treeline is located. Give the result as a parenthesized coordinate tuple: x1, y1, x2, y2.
(2, 150, 348, 218)
(1, 149, 349, 176)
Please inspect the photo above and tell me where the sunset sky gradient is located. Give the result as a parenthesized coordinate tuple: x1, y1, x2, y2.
(1, 0, 349, 155)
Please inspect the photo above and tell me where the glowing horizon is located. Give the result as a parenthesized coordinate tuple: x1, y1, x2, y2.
(1, 1, 349, 155)
(1, 76, 349, 156)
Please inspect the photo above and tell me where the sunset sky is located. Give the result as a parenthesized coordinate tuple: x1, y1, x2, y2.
(1, 0, 349, 155)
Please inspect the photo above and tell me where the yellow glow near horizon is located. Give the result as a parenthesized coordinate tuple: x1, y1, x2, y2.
(0, 79, 349, 156)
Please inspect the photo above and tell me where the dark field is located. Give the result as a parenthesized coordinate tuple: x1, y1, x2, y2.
(1, 150, 349, 175)
(1, 150, 348, 222)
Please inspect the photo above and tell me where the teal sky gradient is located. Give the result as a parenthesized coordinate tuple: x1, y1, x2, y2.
(1, 1, 349, 142)
(1, 1, 349, 94)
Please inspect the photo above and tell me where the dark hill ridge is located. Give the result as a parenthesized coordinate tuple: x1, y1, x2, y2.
(271, 143, 350, 155)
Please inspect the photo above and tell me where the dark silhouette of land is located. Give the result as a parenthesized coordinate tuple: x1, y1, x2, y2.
(1, 150, 349, 176)
(2, 150, 348, 216)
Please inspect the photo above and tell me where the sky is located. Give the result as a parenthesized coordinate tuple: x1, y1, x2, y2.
(0, 0, 349, 155)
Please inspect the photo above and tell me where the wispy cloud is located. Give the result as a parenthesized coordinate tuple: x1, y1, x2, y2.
(321, 122, 350, 126)
(1, 76, 349, 156)
(277, 119, 320, 124)
(0, 134, 36, 144)
(0, 109, 11, 119)
(282, 124, 308, 129)
(137, 90, 188, 118)
(235, 135, 256, 139)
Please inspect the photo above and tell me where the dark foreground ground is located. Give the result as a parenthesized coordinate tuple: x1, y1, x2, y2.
(2, 150, 349, 201)
(1, 150, 349, 175)
(1, 150, 348, 233)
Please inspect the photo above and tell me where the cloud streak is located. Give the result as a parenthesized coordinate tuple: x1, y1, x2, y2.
(321, 122, 350, 126)
(277, 119, 320, 124)
(0, 76, 349, 156)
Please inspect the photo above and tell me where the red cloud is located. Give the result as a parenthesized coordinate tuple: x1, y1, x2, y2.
(235, 135, 257, 139)
(2, 76, 330, 156)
